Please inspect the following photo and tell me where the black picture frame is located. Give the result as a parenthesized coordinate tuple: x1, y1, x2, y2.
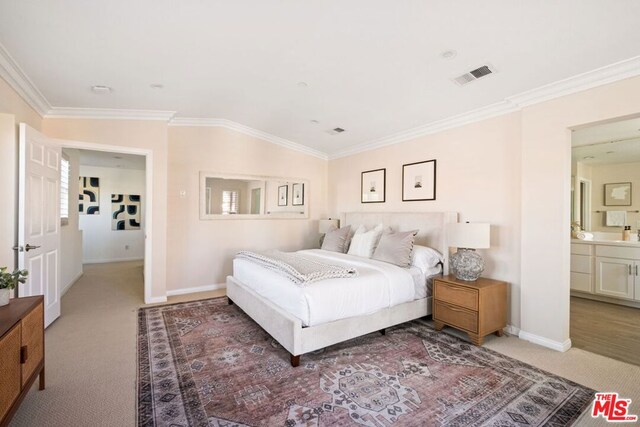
(402, 159, 436, 201)
(361, 168, 386, 203)
(277, 185, 288, 206)
(292, 183, 304, 206)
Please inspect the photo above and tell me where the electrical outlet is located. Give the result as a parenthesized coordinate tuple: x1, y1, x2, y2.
(125, 245, 129, 250)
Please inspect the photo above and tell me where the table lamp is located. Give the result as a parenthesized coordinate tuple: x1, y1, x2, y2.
(446, 222, 490, 281)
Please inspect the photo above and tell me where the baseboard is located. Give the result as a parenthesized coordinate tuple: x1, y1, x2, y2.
(504, 324, 520, 336)
(83, 257, 144, 264)
(61, 270, 84, 296)
(518, 330, 572, 352)
(166, 283, 226, 297)
(145, 296, 167, 304)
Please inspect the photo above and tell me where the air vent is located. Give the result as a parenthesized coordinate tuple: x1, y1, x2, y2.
(453, 64, 496, 86)
(326, 127, 346, 135)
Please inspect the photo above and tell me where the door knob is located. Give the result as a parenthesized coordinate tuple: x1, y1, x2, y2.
(25, 244, 40, 252)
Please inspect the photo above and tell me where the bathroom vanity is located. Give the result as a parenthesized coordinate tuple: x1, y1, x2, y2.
(571, 239, 640, 307)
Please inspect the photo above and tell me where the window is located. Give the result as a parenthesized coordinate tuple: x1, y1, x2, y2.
(221, 190, 238, 214)
(60, 156, 70, 225)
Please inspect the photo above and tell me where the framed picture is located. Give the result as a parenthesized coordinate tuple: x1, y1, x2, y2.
(604, 182, 632, 206)
(278, 185, 288, 206)
(361, 168, 386, 203)
(402, 160, 436, 201)
(79, 176, 100, 215)
(292, 183, 304, 206)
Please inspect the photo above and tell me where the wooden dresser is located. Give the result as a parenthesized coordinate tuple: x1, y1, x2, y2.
(0, 296, 45, 427)
(433, 275, 507, 346)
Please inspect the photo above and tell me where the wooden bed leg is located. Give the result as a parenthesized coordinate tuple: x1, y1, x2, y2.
(290, 355, 300, 367)
(379, 329, 386, 336)
(227, 297, 234, 305)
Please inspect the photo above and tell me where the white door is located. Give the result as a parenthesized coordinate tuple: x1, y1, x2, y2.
(595, 256, 634, 300)
(18, 123, 61, 327)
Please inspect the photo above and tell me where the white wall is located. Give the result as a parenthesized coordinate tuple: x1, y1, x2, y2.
(60, 148, 83, 293)
(79, 165, 146, 263)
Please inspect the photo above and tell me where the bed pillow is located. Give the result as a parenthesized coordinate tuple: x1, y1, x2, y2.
(410, 245, 444, 274)
(372, 230, 418, 267)
(347, 224, 384, 258)
(321, 225, 352, 253)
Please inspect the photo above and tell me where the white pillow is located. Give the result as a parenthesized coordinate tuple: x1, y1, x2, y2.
(410, 245, 444, 274)
(347, 224, 384, 258)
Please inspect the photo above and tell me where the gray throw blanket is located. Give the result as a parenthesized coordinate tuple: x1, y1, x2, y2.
(236, 250, 358, 285)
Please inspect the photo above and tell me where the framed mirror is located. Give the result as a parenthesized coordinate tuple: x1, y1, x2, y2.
(200, 172, 309, 219)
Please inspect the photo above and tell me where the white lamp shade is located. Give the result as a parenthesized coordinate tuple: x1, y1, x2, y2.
(446, 223, 490, 249)
(319, 219, 340, 234)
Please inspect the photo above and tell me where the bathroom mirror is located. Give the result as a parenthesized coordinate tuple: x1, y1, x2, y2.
(571, 117, 640, 233)
(199, 172, 309, 219)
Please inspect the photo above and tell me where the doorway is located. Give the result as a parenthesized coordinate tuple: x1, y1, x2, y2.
(59, 140, 154, 304)
(570, 116, 640, 366)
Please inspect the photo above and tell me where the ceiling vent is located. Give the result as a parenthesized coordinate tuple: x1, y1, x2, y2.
(453, 64, 496, 86)
(326, 127, 346, 135)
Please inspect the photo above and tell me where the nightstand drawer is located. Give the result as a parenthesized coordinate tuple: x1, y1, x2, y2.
(434, 281, 478, 311)
(434, 301, 478, 333)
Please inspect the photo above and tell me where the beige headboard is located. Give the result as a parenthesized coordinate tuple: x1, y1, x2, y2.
(342, 211, 458, 273)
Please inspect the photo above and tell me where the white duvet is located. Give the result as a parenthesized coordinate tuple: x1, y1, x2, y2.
(232, 249, 424, 327)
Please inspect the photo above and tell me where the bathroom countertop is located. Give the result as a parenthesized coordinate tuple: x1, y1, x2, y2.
(571, 238, 640, 247)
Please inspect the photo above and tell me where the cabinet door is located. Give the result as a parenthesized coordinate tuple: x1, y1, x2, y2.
(0, 324, 21, 421)
(21, 302, 44, 386)
(595, 257, 634, 299)
(635, 262, 640, 302)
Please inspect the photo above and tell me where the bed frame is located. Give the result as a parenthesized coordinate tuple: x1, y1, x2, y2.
(226, 211, 458, 366)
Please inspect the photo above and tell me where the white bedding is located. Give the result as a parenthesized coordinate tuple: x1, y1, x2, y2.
(233, 249, 438, 327)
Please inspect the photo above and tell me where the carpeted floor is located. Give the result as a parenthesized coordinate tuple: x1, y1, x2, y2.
(138, 298, 594, 426)
(9, 261, 640, 426)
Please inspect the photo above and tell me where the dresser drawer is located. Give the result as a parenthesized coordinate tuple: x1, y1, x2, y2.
(434, 280, 478, 311)
(570, 254, 592, 274)
(434, 301, 478, 333)
(571, 243, 593, 256)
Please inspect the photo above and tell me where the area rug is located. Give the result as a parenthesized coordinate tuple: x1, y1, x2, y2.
(137, 297, 595, 426)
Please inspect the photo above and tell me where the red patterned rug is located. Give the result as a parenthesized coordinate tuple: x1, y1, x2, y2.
(137, 297, 594, 426)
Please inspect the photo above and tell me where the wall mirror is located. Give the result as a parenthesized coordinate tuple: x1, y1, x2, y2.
(200, 172, 309, 219)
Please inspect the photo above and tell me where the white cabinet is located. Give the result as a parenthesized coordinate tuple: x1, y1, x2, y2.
(594, 257, 637, 300)
(570, 244, 593, 293)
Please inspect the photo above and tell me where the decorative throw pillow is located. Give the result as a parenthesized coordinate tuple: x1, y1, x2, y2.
(347, 224, 384, 258)
(321, 225, 352, 253)
(372, 230, 418, 267)
(410, 245, 444, 273)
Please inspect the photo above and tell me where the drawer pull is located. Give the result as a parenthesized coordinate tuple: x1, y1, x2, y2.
(20, 345, 28, 364)
(444, 285, 467, 292)
(446, 306, 466, 313)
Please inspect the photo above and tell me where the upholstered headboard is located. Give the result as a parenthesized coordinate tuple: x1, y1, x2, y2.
(342, 212, 458, 273)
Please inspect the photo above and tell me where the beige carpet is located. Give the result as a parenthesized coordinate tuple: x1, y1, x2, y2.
(9, 261, 640, 426)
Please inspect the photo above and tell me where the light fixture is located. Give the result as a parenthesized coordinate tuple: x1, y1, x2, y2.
(446, 222, 491, 281)
(440, 49, 457, 60)
(91, 85, 112, 94)
(150, 84, 164, 89)
(310, 120, 319, 124)
(297, 82, 308, 88)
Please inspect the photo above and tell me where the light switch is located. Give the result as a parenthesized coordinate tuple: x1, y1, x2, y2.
(179, 190, 187, 198)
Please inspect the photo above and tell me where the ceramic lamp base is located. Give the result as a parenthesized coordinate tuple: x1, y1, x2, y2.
(450, 248, 485, 281)
(0, 288, 10, 306)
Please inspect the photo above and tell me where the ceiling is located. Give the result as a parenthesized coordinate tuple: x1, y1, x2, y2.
(75, 149, 146, 170)
(572, 117, 640, 165)
(2, 1, 640, 157)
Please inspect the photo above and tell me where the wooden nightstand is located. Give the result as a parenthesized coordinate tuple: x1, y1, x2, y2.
(433, 275, 507, 346)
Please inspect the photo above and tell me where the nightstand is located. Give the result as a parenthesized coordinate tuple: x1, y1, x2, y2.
(433, 275, 507, 346)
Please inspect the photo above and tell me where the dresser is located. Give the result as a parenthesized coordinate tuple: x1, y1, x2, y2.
(0, 296, 45, 427)
(433, 275, 507, 346)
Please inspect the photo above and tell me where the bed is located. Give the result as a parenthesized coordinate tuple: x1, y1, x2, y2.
(226, 211, 457, 366)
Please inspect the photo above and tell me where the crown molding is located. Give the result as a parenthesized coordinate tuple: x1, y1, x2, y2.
(169, 117, 328, 160)
(330, 55, 640, 159)
(0, 42, 51, 116)
(45, 107, 176, 121)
